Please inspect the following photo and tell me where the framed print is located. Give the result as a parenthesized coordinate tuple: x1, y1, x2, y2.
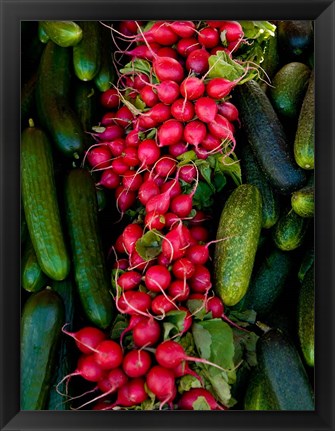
(1, 0, 334, 430)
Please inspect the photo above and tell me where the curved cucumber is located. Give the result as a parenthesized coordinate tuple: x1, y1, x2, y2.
(64, 168, 114, 329)
(21, 122, 70, 280)
(214, 184, 262, 306)
(273, 209, 309, 251)
(73, 21, 101, 81)
(22, 237, 48, 292)
(21, 288, 64, 410)
(234, 80, 307, 194)
(291, 185, 314, 218)
(298, 265, 314, 367)
(40, 21, 83, 47)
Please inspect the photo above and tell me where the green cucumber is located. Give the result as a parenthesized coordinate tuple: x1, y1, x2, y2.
(74, 80, 98, 132)
(38, 22, 50, 43)
(244, 369, 277, 410)
(298, 244, 314, 282)
(294, 71, 315, 170)
(298, 265, 314, 367)
(36, 41, 84, 159)
(240, 140, 280, 229)
(21, 121, 70, 281)
(256, 329, 314, 410)
(47, 278, 75, 410)
(273, 208, 309, 251)
(234, 80, 307, 194)
(260, 30, 280, 91)
(40, 21, 83, 47)
(214, 184, 262, 306)
(64, 168, 114, 329)
(236, 248, 294, 316)
(291, 185, 314, 218)
(94, 26, 116, 92)
(21, 288, 64, 410)
(73, 21, 101, 81)
(277, 20, 314, 61)
(269, 62, 311, 119)
(22, 237, 48, 292)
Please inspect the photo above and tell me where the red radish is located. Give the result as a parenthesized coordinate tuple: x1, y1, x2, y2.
(211, 45, 230, 55)
(122, 170, 143, 191)
(96, 124, 124, 141)
(120, 315, 146, 346)
(169, 21, 196, 38)
(171, 99, 195, 122)
(206, 20, 225, 28)
(98, 169, 120, 189)
(183, 120, 207, 147)
(113, 258, 129, 271)
(195, 145, 210, 160)
(194, 97, 218, 123)
(117, 291, 152, 316)
(160, 179, 182, 199)
(146, 365, 176, 402)
(156, 80, 180, 104)
(122, 223, 143, 254)
(208, 114, 235, 141)
(144, 211, 166, 230)
(122, 349, 152, 378)
(190, 226, 209, 242)
(114, 105, 134, 128)
(145, 21, 179, 46)
(92, 400, 113, 410)
(189, 265, 212, 293)
(189, 210, 208, 225)
(123, 146, 140, 167)
(157, 46, 178, 59)
(176, 37, 201, 57)
(117, 270, 142, 291)
(219, 20, 244, 42)
(145, 189, 172, 215)
(106, 138, 125, 157)
(100, 88, 119, 109)
(132, 317, 161, 347)
(98, 368, 128, 394)
(161, 223, 192, 262)
(102, 378, 148, 409)
(111, 158, 129, 175)
(217, 101, 240, 123)
(157, 119, 184, 147)
(138, 179, 160, 205)
(170, 193, 193, 218)
(137, 139, 161, 167)
(185, 244, 210, 265)
(172, 361, 203, 383)
(93, 340, 123, 370)
(128, 249, 149, 271)
(153, 57, 185, 83)
(148, 103, 171, 124)
(131, 73, 150, 91)
(198, 27, 220, 48)
(115, 186, 136, 214)
(101, 111, 116, 126)
(168, 279, 190, 301)
(125, 129, 140, 147)
(157, 252, 172, 267)
(145, 264, 171, 292)
(185, 49, 210, 75)
(172, 258, 195, 280)
(140, 85, 159, 107)
(151, 294, 178, 315)
(180, 76, 205, 101)
(86, 146, 112, 170)
(206, 77, 237, 100)
(114, 234, 127, 255)
(202, 133, 221, 152)
(153, 157, 177, 178)
(178, 388, 225, 410)
(169, 141, 189, 157)
(164, 212, 181, 229)
(227, 38, 243, 52)
(138, 112, 157, 130)
(62, 325, 106, 354)
(123, 44, 160, 61)
(174, 306, 193, 334)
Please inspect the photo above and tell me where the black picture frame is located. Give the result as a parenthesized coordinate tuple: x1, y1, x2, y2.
(1, 0, 334, 430)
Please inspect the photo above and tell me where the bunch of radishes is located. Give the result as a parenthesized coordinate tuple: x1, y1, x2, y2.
(67, 20, 248, 410)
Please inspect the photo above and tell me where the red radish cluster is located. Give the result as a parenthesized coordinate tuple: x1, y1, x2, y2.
(66, 19, 247, 411)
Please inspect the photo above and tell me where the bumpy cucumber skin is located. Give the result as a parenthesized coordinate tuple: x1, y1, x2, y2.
(298, 266, 314, 367)
(273, 209, 308, 251)
(269, 62, 311, 119)
(257, 329, 314, 410)
(244, 369, 278, 410)
(64, 168, 113, 329)
(73, 21, 101, 82)
(261, 30, 280, 85)
(40, 21, 83, 47)
(21, 125, 70, 281)
(22, 238, 48, 292)
(21, 288, 64, 410)
(240, 141, 280, 229)
(298, 245, 314, 283)
(291, 185, 314, 218)
(36, 41, 84, 159)
(74, 80, 97, 132)
(294, 72, 315, 170)
(214, 184, 262, 306)
(238, 248, 293, 316)
(234, 80, 307, 195)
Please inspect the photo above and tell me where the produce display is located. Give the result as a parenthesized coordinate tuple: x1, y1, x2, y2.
(20, 19, 315, 411)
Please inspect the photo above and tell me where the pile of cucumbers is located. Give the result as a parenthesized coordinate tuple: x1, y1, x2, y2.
(20, 20, 315, 411)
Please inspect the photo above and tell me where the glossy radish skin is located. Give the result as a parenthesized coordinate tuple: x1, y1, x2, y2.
(195, 97, 218, 123)
(122, 349, 152, 378)
(178, 388, 224, 410)
(153, 57, 185, 83)
(132, 317, 161, 347)
(93, 340, 123, 370)
(180, 77, 206, 101)
(146, 365, 176, 401)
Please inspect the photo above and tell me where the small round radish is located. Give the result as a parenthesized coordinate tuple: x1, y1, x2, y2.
(158, 120, 184, 147)
(117, 270, 142, 291)
(170, 194, 193, 218)
(185, 244, 209, 265)
(98, 367, 128, 394)
(178, 388, 224, 410)
(144, 211, 166, 230)
(114, 377, 148, 407)
(148, 103, 171, 124)
(122, 349, 152, 378)
(122, 223, 143, 254)
(106, 138, 126, 157)
(122, 170, 143, 191)
(132, 317, 161, 347)
(164, 212, 181, 229)
(219, 21, 244, 42)
(171, 258, 195, 280)
(132, 73, 150, 90)
(114, 105, 135, 128)
(183, 120, 207, 147)
(138, 179, 160, 205)
(100, 88, 119, 109)
(185, 49, 210, 75)
(169, 141, 189, 158)
(153, 57, 185, 83)
(140, 84, 159, 107)
(208, 114, 234, 140)
(168, 279, 190, 301)
(138, 139, 161, 167)
(157, 46, 178, 59)
(154, 157, 177, 178)
(111, 158, 129, 175)
(125, 129, 140, 147)
(93, 340, 123, 370)
(194, 97, 218, 123)
(217, 101, 240, 123)
(146, 365, 176, 402)
(101, 111, 116, 126)
(67, 354, 104, 383)
(178, 165, 197, 183)
(138, 112, 157, 130)
(169, 21, 196, 38)
(120, 315, 146, 346)
(202, 133, 221, 152)
(176, 37, 201, 57)
(145, 189, 172, 215)
(161, 224, 192, 262)
(171, 99, 195, 122)
(198, 27, 219, 48)
(98, 169, 120, 189)
(160, 179, 182, 199)
(190, 225, 209, 242)
(189, 265, 212, 293)
(113, 258, 129, 271)
(87, 146, 112, 170)
(206, 77, 237, 100)
(128, 250, 148, 271)
(62, 325, 106, 354)
(145, 264, 171, 292)
(123, 146, 140, 167)
(147, 22, 179, 46)
(156, 80, 180, 104)
(151, 294, 178, 315)
(180, 76, 205, 100)
(97, 124, 124, 141)
(117, 291, 152, 316)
